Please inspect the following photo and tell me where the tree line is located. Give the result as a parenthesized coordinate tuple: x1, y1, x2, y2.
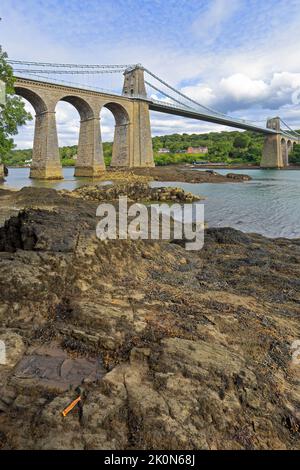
(4, 130, 300, 167)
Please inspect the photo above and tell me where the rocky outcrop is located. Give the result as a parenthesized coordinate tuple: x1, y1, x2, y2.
(0, 188, 299, 450)
(61, 182, 202, 203)
(131, 165, 252, 183)
(226, 173, 251, 181)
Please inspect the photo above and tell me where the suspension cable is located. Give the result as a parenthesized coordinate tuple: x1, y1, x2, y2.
(8, 60, 132, 69)
(13, 68, 125, 75)
(144, 80, 194, 110)
(144, 67, 268, 129)
(144, 67, 227, 117)
(280, 118, 300, 137)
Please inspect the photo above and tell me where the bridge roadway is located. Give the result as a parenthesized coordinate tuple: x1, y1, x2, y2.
(149, 101, 278, 135)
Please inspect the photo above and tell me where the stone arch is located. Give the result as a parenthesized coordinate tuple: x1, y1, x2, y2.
(102, 102, 131, 167)
(59, 95, 95, 120)
(54, 95, 104, 177)
(104, 102, 130, 126)
(14, 86, 48, 114)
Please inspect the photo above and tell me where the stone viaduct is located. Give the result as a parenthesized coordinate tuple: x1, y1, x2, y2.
(14, 67, 154, 179)
(11, 67, 298, 179)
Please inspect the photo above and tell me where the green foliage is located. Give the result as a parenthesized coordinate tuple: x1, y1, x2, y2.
(233, 133, 250, 149)
(289, 143, 300, 163)
(154, 152, 206, 166)
(0, 46, 32, 160)
(59, 145, 77, 166)
(153, 131, 265, 165)
(103, 142, 112, 166)
(5, 125, 299, 168)
(153, 133, 209, 154)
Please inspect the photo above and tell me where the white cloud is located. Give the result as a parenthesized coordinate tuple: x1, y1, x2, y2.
(178, 71, 300, 115)
(220, 74, 269, 102)
(191, 0, 241, 43)
(150, 112, 233, 135)
(180, 84, 216, 106)
(270, 72, 300, 92)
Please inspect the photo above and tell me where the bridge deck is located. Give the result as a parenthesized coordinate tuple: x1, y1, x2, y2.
(149, 102, 277, 135)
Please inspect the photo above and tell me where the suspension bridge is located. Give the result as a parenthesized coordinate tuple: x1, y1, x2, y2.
(8, 60, 300, 179)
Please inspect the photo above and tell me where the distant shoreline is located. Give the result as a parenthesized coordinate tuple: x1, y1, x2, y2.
(189, 164, 300, 170)
(6, 163, 300, 171)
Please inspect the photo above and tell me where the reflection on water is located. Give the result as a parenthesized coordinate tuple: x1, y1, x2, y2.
(1, 167, 112, 191)
(1, 167, 300, 239)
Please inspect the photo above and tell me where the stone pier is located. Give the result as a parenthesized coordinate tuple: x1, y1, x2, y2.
(30, 110, 62, 179)
(75, 116, 105, 177)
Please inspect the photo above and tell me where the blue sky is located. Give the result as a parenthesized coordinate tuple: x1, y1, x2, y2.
(1, 0, 300, 147)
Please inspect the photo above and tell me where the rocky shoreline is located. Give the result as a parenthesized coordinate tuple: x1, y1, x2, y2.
(116, 166, 252, 184)
(0, 184, 299, 450)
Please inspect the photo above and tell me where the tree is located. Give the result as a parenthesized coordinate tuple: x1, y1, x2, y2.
(233, 133, 250, 149)
(289, 144, 300, 164)
(0, 46, 32, 160)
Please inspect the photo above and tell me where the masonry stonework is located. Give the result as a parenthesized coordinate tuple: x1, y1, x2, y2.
(30, 110, 62, 179)
(75, 117, 105, 177)
(261, 117, 297, 168)
(14, 68, 154, 179)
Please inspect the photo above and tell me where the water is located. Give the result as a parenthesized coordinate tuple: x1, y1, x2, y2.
(1, 167, 300, 239)
(0, 167, 112, 191)
(151, 169, 300, 239)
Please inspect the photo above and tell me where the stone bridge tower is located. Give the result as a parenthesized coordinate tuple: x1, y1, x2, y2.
(261, 117, 297, 168)
(119, 65, 154, 168)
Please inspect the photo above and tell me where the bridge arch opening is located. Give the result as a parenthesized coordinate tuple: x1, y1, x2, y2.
(14, 87, 48, 115)
(54, 99, 82, 168)
(59, 95, 95, 121)
(100, 102, 130, 167)
(54, 95, 105, 176)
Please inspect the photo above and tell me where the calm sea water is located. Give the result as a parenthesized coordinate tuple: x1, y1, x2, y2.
(1, 167, 300, 238)
(0, 167, 112, 191)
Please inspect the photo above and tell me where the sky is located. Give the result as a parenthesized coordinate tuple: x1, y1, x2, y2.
(1, 0, 300, 148)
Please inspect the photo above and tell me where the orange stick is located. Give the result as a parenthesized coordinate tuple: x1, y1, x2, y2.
(62, 396, 81, 417)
